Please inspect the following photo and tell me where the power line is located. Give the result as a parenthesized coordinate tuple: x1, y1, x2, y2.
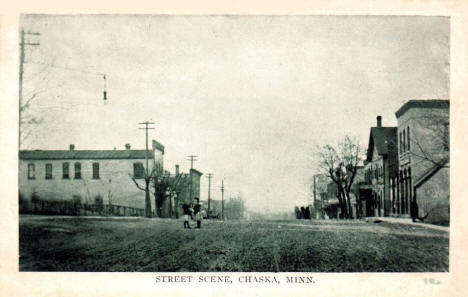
(25, 60, 105, 76)
(138, 122, 155, 176)
(186, 155, 198, 169)
(25, 60, 109, 102)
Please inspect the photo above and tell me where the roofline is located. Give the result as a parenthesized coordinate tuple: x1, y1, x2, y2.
(19, 156, 151, 161)
(19, 149, 154, 161)
(189, 168, 203, 176)
(152, 139, 165, 154)
(366, 127, 397, 162)
(395, 99, 449, 118)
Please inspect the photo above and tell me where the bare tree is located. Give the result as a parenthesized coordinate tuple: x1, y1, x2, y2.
(151, 164, 172, 217)
(130, 162, 191, 218)
(167, 172, 191, 219)
(409, 114, 449, 169)
(130, 163, 159, 218)
(316, 136, 363, 219)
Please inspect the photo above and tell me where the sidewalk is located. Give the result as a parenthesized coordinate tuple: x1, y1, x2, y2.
(368, 216, 449, 232)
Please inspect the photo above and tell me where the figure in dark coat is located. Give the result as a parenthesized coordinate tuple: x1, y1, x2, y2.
(193, 198, 202, 229)
(410, 200, 419, 222)
(182, 203, 191, 229)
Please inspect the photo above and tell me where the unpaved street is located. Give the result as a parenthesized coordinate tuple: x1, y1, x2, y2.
(19, 215, 448, 272)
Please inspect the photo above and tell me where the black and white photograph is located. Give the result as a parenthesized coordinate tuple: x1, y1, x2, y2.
(16, 14, 450, 273)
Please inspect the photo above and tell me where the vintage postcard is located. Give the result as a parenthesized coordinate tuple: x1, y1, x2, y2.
(1, 3, 467, 297)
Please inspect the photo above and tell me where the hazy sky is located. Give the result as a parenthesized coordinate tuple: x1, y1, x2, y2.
(20, 15, 449, 212)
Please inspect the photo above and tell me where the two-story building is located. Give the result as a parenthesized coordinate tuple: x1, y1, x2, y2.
(395, 99, 449, 225)
(362, 116, 398, 217)
(19, 140, 165, 213)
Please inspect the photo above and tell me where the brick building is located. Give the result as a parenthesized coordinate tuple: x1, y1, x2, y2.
(19, 140, 164, 213)
(394, 99, 449, 224)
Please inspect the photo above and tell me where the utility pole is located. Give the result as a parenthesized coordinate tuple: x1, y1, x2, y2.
(206, 173, 213, 212)
(139, 121, 155, 217)
(19, 29, 40, 148)
(186, 155, 198, 201)
(221, 179, 225, 221)
(139, 122, 155, 175)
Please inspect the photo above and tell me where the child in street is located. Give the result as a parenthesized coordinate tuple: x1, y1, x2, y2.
(182, 203, 191, 229)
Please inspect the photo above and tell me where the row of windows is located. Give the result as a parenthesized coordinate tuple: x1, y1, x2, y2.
(27, 162, 146, 180)
(365, 165, 383, 182)
(399, 126, 410, 154)
(28, 162, 99, 180)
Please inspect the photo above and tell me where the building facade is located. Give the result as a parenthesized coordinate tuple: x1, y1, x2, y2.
(19, 140, 164, 213)
(362, 116, 398, 217)
(394, 99, 449, 224)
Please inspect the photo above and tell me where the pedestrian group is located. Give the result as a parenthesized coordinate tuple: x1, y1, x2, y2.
(182, 197, 204, 229)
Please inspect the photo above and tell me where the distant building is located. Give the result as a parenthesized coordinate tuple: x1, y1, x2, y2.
(312, 174, 329, 219)
(19, 140, 164, 212)
(394, 99, 449, 224)
(176, 168, 203, 206)
(362, 116, 398, 217)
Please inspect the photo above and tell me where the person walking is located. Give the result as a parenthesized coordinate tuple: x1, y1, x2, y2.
(193, 198, 202, 229)
(182, 203, 191, 229)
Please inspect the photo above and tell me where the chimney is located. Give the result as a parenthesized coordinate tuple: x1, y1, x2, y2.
(175, 164, 180, 175)
(377, 116, 382, 127)
(125, 143, 131, 150)
(69, 144, 75, 151)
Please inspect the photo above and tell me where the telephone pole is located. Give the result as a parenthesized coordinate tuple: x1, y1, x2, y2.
(186, 155, 198, 200)
(139, 121, 155, 217)
(206, 173, 213, 212)
(19, 29, 40, 147)
(221, 179, 225, 221)
(139, 122, 155, 175)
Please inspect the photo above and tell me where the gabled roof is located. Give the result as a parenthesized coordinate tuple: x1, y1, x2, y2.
(395, 99, 449, 118)
(366, 127, 397, 162)
(19, 149, 154, 160)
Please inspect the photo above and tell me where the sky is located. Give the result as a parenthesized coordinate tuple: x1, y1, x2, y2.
(20, 15, 449, 212)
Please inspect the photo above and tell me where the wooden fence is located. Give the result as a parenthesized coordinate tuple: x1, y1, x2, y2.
(19, 199, 144, 217)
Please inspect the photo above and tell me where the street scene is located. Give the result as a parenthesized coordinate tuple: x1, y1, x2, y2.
(18, 15, 449, 272)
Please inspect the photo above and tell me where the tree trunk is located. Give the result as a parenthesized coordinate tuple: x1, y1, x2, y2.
(174, 195, 179, 219)
(337, 192, 346, 219)
(345, 191, 353, 219)
(145, 179, 152, 218)
(169, 193, 173, 218)
(155, 191, 164, 217)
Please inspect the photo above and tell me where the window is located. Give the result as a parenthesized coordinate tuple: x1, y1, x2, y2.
(63, 162, 69, 179)
(402, 130, 406, 152)
(399, 132, 402, 154)
(407, 126, 410, 151)
(45, 163, 53, 179)
(443, 123, 449, 151)
(28, 163, 35, 179)
(74, 162, 81, 179)
(133, 162, 144, 179)
(92, 162, 100, 179)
